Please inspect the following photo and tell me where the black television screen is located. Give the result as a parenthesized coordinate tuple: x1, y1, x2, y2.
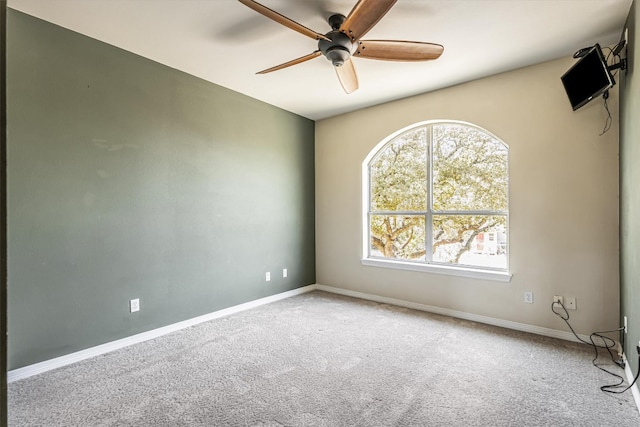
(561, 43, 615, 111)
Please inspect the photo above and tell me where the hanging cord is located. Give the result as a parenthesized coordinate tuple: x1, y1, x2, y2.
(552, 301, 639, 394)
(599, 91, 612, 136)
(603, 46, 621, 80)
(599, 46, 618, 136)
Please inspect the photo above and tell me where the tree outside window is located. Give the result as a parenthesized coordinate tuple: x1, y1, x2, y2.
(366, 121, 508, 270)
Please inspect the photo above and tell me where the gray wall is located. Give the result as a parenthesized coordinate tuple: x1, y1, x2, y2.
(1, 1, 8, 424)
(7, 10, 315, 370)
(621, 0, 639, 375)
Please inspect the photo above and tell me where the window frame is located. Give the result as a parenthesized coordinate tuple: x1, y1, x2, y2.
(361, 120, 512, 282)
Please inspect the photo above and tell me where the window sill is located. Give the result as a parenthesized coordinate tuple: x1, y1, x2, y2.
(361, 258, 512, 282)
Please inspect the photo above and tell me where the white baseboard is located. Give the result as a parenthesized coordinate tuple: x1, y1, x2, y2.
(8, 285, 316, 383)
(623, 354, 640, 415)
(315, 284, 593, 344)
(6, 283, 609, 384)
(9, 282, 640, 415)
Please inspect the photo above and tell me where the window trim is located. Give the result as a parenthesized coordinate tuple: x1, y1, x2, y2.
(361, 258, 512, 282)
(361, 120, 511, 281)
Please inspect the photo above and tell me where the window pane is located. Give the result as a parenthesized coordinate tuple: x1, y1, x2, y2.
(432, 124, 508, 211)
(432, 215, 507, 268)
(370, 128, 427, 212)
(370, 214, 426, 260)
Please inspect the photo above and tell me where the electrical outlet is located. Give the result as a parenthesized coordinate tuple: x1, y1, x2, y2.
(524, 292, 533, 304)
(624, 316, 628, 334)
(625, 28, 629, 45)
(265, 272, 271, 282)
(130, 298, 140, 313)
(553, 295, 563, 305)
(565, 297, 576, 310)
(282, 268, 287, 278)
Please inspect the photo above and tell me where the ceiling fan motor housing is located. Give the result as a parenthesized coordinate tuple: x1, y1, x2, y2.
(318, 14, 355, 67)
(319, 31, 355, 67)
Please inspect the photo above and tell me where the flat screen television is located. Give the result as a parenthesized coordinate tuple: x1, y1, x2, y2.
(561, 43, 615, 111)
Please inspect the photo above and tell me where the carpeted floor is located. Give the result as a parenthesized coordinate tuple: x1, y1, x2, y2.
(8, 291, 640, 426)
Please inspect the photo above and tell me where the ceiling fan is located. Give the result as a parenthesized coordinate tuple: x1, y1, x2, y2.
(238, 0, 444, 94)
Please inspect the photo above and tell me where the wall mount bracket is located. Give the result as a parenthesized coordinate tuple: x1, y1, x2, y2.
(608, 58, 627, 73)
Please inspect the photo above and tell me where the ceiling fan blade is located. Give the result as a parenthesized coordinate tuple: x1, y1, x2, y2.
(257, 51, 322, 74)
(238, 0, 330, 41)
(339, 0, 397, 41)
(335, 58, 359, 94)
(355, 40, 444, 61)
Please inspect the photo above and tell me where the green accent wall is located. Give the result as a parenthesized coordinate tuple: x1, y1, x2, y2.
(1, 1, 8, 424)
(621, 0, 639, 374)
(7, 10, 315, 370)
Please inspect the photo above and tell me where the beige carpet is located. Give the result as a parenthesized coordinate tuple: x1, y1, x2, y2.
(9, 291, 640, 426)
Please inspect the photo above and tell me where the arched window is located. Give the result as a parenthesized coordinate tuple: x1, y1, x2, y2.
(362, 121, 510, 280)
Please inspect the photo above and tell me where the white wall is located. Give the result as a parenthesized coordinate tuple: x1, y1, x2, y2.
(316, 56, 619, 336)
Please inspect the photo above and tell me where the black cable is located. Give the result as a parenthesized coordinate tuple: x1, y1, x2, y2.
(551, 301, 639, 394)
(551, 301, 619, 350)
(598, 46, 618, 136)
(602, 46, 622, 79)
(602, 357, 640, 394)
(599, 91, 612, 136)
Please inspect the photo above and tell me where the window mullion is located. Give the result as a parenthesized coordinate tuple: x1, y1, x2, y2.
(431, 210, 508, 216)
(370, 210, 428, 216)
(426, 125, 433, 263)
(367, 163, 371, 258)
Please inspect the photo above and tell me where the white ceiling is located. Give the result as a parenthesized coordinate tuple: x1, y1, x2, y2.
(8, 0, 633, 120)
